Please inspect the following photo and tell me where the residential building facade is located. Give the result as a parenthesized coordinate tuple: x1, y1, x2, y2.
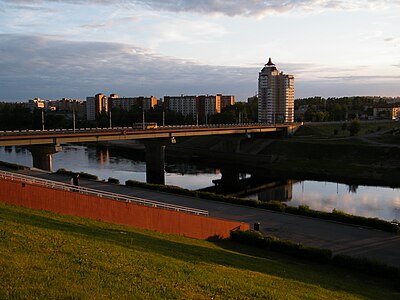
(258, 58, 294, 123)
(27, 98, 46, 112)
(86, 93, 157, 120)
(196, 95, 221, 122)
(111, 96, 157, 112)
(164, 94, 234, 121)
(373, 103, 400, 120)
(219, 94, 235, 110)
(86, 93, 108, 121)
(164, 95, 197, 117)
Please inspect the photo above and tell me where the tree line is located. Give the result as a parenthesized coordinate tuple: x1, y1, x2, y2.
(0, 100, 259, 131)
(295, 96, 397, 122)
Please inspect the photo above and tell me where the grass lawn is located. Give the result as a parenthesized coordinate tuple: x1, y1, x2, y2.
(0, 202, 398, 299)
(296, 120, 397, 138)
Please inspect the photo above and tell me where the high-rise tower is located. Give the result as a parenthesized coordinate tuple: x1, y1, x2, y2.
(258, 58, 294, 123)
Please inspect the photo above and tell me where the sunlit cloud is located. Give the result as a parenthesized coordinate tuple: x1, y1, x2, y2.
(4, 0, 399, 17)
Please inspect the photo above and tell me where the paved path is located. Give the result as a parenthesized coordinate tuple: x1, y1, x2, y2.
(4, 168, 400, 268)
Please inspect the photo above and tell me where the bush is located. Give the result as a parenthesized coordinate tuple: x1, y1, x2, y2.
(230, 230, 400, 282)
(348, 119, 361, 136)
(108, 177, 120, 184)
(230, 230, 332, 263)
(56, 168, 98, 180)
(332, 254, 399, 279)
(0, 160, 26, 170)
(56, 168, 73, 176)
(333, 129, 339, 135)
(230, 230, 265, 247)
(77, 172, 98, 180)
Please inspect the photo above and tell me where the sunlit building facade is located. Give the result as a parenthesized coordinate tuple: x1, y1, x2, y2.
(111, 96, 157, 112)
(164, 95, 197, 117)
(86, 93, 109, 121)
(258, 58, 294, 123)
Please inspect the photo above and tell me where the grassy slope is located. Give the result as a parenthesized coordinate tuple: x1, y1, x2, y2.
(0, 203, 398, 299)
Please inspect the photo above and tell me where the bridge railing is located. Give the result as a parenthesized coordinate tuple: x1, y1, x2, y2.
(0, 122, 303, 136)
(0, 170, 209, 216)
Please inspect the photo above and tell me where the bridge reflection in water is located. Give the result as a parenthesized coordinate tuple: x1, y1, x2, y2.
(199, 167, 296, 202)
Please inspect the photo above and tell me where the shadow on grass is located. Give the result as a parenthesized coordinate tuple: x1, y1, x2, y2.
(0, 204, 398, 299)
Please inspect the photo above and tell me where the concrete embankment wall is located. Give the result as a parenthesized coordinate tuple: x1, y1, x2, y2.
(0, 178, 248, 239)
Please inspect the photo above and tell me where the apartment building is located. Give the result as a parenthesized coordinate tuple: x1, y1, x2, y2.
(164, 95, 197, 117)
(258, 58, 294, 123)
(111, 96, 157, 112)
(86, 93, 108, 121)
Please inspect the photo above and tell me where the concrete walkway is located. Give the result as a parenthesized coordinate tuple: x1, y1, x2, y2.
(4, 168, 400, 268)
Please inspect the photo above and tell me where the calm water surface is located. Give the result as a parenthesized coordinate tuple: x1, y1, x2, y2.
(1, 144, 399, 221)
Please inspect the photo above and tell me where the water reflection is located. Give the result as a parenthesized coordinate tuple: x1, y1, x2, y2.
(245, 180, 400, 222)
(0, 144, 399, 221)
(255, 181, 293, 202)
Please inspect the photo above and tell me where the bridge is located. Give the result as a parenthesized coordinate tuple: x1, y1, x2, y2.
(0, 123, 302, 183)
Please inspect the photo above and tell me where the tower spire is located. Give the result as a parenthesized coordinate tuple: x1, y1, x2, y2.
(266, 57, 274, 66)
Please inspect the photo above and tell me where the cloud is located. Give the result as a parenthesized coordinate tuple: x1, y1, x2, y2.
(0, 34, 257, 100)
(321, 75, 400, 82)
(80, 16, 140, 29)
(4, 0, 399, 17)
(1, 34, 399, 101)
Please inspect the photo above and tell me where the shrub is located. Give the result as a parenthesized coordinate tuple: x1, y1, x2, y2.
(56, 168, 73, 176)
(348, 119, 361, 136)
(56, 168, 98, 180)
(332, 254, 399, 279)
(78, 172, 98, 180)
(108, 177, 120, 184)
(230, 231, 400, 282)
(230, 230, 332, 263)
(0, 160, 26, 170)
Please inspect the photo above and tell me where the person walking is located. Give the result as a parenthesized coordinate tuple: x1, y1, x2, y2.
(71, 173, 80, 192)
(72, 173, 80, 186)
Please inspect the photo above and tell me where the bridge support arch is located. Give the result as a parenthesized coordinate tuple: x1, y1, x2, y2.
(27, 144, 62, 172)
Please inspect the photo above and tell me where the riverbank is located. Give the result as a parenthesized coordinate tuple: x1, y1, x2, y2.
(2, 167, 400, 268)
(163, 127, 400, 187)
(2, 203, 398, 299)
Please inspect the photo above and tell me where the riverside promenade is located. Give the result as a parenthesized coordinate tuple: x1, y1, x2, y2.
(4, 168, 400, 268)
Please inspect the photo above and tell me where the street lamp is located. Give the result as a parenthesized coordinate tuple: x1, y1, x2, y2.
(72, 109, 76, 133)
(41, 109, 45, 131)
(142, 108, 145, 130)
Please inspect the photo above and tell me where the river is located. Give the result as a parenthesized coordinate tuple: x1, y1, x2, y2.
(1, 144, 399, 222)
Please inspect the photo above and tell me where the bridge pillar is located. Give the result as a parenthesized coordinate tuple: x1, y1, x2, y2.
(141, 139, 168, 185)
(27, 144, 62, 172)
(220, 167, 241, 187)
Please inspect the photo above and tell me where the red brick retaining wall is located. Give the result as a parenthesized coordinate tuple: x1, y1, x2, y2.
(0, 178, 249, 239)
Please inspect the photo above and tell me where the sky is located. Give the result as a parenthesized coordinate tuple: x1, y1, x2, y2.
(1, 0, 400, 101)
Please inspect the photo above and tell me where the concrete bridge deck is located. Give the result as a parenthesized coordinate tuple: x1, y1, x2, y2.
(3, 167, 400, 268)
(0, 123, 301, 147)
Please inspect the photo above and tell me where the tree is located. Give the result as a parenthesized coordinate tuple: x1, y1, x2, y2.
(341, 123, 347, 133)
(348, 119, 361, 136)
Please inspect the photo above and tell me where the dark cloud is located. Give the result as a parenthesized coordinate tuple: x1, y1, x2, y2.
(1, 34, 399, 101)
(4, 0, 396, 17)
(0, 34, 257, 100)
